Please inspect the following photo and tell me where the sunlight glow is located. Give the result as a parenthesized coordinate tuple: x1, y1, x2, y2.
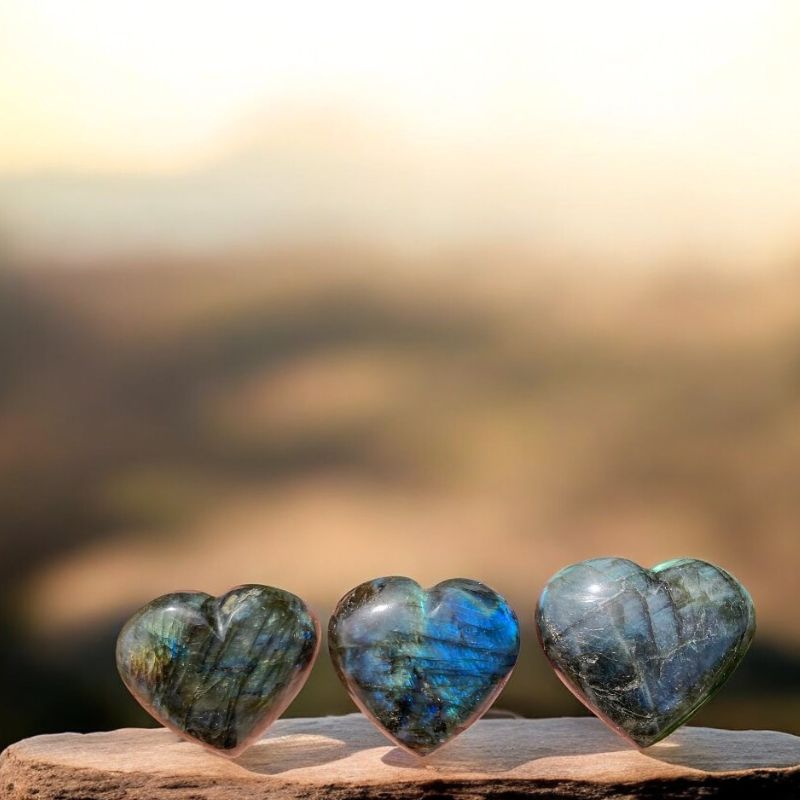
(1, 1, 794, 171)
(2, 1, 800, 265)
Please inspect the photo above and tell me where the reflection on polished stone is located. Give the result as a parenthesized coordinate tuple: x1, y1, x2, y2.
(116, 584, 319, 757)
(536, 557, 756, 747)
(329, 576, 520, 755)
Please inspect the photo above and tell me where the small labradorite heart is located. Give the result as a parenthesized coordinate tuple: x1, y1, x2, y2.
(536, 558, 755, 747)
(116, 585, 319, 757)
(329, 576, 520, 755)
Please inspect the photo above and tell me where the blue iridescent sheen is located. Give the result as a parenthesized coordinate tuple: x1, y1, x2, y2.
(329, 577, 520, 755)
(116, 585, 319, 756)
(536, 558, 756, 747)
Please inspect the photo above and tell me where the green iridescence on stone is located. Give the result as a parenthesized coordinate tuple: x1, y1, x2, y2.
(536, 558, 756, 747)
(116, 585, 318, 756)
(329, 577, 520, 755)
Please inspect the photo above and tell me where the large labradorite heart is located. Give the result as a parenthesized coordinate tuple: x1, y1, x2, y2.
(536, 558, 755, 747)
(329, 576, 520, 755)
(116, 585, 319, 757)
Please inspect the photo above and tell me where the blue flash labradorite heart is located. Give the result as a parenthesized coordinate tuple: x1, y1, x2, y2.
(329, 577, 520, 755)
(536, 558, 755, 747)
(116, 585, 319, 757)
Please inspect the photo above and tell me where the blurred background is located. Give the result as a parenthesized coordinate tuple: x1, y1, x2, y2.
(2, 1, 800, 750)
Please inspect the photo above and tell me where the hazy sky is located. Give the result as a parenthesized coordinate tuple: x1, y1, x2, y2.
(3, 1, 800, 266)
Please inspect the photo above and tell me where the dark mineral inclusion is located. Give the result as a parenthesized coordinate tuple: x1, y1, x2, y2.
(116, 585, 318, 756)
(329, 576, 520, 755)
(536, 557, 756, 747)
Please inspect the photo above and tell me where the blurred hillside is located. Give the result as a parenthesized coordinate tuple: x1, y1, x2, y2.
(1, 250, 799, 748)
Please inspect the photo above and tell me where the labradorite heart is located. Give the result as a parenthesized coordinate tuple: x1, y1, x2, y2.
(116, 585, 319, 756)
(536, 557, 755, 747)
(328, 576, 520, 755)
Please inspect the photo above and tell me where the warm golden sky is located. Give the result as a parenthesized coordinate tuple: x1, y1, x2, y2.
(3, 1, 800, 265)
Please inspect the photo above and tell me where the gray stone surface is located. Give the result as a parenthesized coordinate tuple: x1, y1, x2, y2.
(536, 557, 756, 746)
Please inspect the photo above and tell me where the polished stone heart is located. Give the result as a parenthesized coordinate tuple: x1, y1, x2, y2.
(328, 576, 520, 755)
(116, 584, 319, 757)
(536, 557, 755, 747)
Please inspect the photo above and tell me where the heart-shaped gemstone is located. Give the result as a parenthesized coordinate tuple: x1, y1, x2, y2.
(329, 576, 520, 755)
(536, 558, 755, 747)
(116, 584, 319, 757)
